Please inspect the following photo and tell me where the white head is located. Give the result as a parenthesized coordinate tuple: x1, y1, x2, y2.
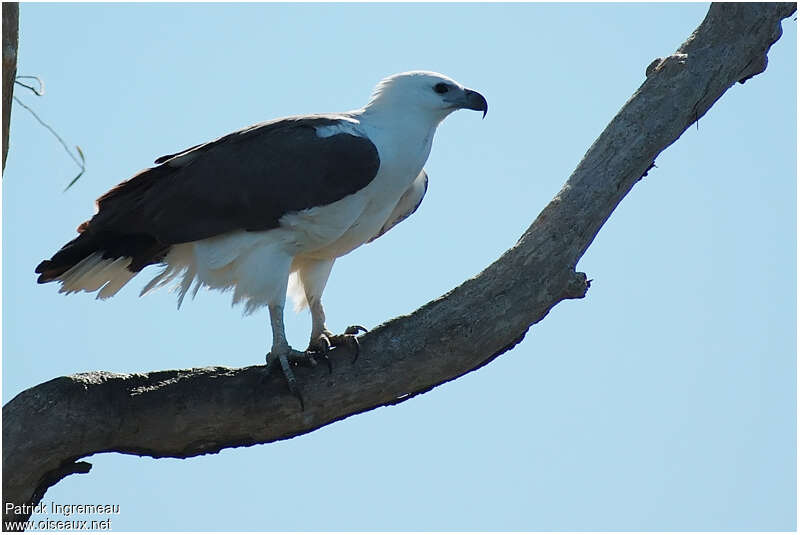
(363, 71, 487, 124)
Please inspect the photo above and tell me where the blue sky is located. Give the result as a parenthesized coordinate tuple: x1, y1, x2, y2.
(2, 3, 796, 531)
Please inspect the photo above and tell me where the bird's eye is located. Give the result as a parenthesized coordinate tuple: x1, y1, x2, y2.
(433, 83, 450, 94)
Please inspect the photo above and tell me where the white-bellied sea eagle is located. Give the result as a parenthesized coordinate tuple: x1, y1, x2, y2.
(36, 71, 488, 407)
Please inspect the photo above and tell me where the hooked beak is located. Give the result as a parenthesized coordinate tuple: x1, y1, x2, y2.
(444, 87, 488, 118)
(462, 88, 488, 119)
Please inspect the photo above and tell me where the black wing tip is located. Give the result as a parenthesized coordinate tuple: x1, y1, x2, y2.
(35, 260, 49, 275)
(35, 261, 58, 283)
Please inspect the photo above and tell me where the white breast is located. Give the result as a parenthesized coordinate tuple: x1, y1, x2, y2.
(291, 113, 435, 259)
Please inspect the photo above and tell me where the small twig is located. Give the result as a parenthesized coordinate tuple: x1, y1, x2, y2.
(12, 95, 85, 189)
(14, 76, 45, 96)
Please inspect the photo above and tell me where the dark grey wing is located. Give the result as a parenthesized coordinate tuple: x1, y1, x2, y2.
(95, 115, 380, 244)
(367, 169, 428, 243)
(153, 142, 204, 165)
(36, 115, 380, 281)
(152, 120, 275, 166)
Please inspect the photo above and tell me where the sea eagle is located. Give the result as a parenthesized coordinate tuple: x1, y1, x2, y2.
(35, 71, 488, 406)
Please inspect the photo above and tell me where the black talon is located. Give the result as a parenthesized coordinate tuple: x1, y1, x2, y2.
(278, 352, 305, 410)
(265, 350, 307, 410)
(323, 326, 366, 363)
(317, 334, 332, 353)
(343, 325, 366, 362)
(306, 335, 334, 374)
(285, 375, 303, 407)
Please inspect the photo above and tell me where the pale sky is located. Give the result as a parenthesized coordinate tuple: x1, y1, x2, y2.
(2, 3, 796, 531)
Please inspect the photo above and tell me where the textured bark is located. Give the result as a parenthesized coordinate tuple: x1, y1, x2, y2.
(2, 2, 18, 172)
(3, 2, 795, 528)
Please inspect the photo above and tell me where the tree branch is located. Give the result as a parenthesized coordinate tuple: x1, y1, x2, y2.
(2, 2, 19, 172)
(3, 2, 795, 528)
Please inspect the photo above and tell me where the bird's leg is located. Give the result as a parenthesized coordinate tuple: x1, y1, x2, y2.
(292, 258, 336, 370)
(305, 298, 334, 372)
(308, 298, 331, 350)
(296, 258, 364, 362)
(264, 303, 313, 409)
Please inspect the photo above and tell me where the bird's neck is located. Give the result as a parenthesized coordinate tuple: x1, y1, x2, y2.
(358, 95, 451, 127)
(356, 104, 443, 147)
(354, 106, 439, 183)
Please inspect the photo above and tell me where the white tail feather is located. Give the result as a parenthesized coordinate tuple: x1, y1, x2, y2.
(97, 262, 137, 299)
(52, 228, 301, 314)
(56, 254, 136, 298)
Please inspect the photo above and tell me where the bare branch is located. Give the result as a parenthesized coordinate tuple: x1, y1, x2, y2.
(2, 2, 19, 172)
(2, 2, 795, 529)
(11, 95, 86, 188)
(14, 76, 44, 96)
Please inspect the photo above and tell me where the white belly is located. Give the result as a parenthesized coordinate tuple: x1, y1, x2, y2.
(293, 198, 396, 260)
(280, 162, 420, 259)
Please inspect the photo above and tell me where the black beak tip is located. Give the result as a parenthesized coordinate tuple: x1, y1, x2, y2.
(471, 90, 488, 119)
(463, 88, 488, 119)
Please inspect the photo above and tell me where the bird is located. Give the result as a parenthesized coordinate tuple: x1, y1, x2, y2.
(35, 71, 488, 407)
